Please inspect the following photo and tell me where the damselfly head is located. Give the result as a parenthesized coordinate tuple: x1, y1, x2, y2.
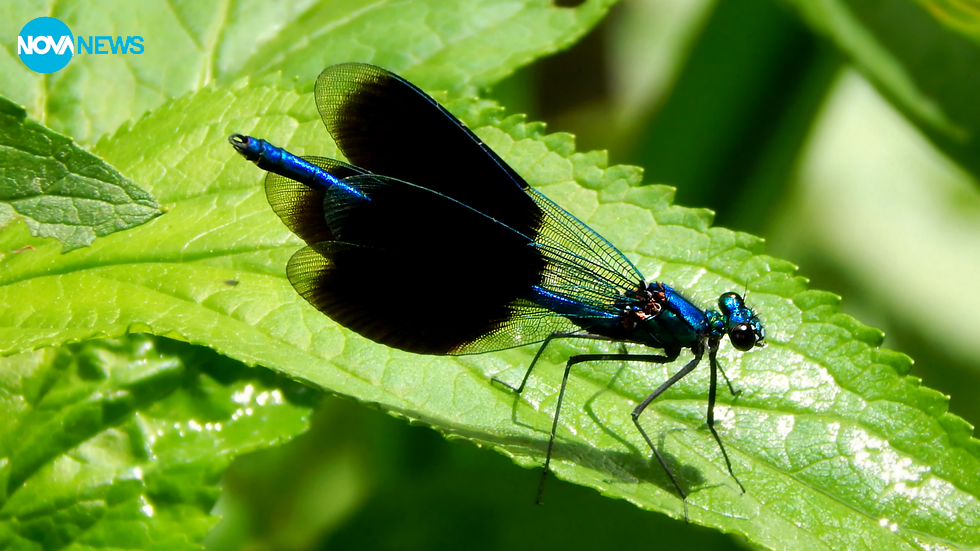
(718, 292, 766, 351)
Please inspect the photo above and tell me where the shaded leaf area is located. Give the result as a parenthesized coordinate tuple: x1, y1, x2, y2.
(912, 0, 980, 44)
(0, 81, 977, 549)
(619, 0, 841, 234)
(0, 0, 615, 145)
(782, 0, 980, 182)
(0, 97, 160, 252)
(0, 334, 312, 550)
(214, 396, 742, 550)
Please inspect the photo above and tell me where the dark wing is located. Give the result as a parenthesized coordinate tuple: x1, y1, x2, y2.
(315, 63, 540, 236)
(265, 156, 367, 246)
(461, 187, 647, 353)
(286, 174, 555, 354)
(283, 172, 645, 355)
(280, 62, 648, 354)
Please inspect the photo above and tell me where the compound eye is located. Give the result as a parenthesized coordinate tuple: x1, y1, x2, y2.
(729, 323, 757, 351)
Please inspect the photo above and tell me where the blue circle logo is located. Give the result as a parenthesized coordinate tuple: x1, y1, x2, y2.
(18, 17, 74, 74)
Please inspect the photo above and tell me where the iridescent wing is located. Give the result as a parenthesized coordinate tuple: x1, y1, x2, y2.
(269, 63, 647, 354)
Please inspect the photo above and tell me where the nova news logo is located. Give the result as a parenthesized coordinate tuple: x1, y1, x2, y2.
(18, 16, 144, 74)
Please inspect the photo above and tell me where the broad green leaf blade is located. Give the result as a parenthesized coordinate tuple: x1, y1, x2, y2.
(229, 0, 618, 93)
(782, 0, 980, 182)
(0, 334, 311, 550)
(4, 80, 979, 549)
(2, 2, 214, 146)
(0, 97, 160, 252)
(0, 0, 615, 145)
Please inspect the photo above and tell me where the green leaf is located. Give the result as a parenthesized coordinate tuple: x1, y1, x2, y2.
(3, 75, 979, 548)
(4, 1, 978, 548)
(1, 0, 616, 145)
(0, 97, 160, 252)
(782, 0, 980, 182)
(0, 334, 311, 550)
